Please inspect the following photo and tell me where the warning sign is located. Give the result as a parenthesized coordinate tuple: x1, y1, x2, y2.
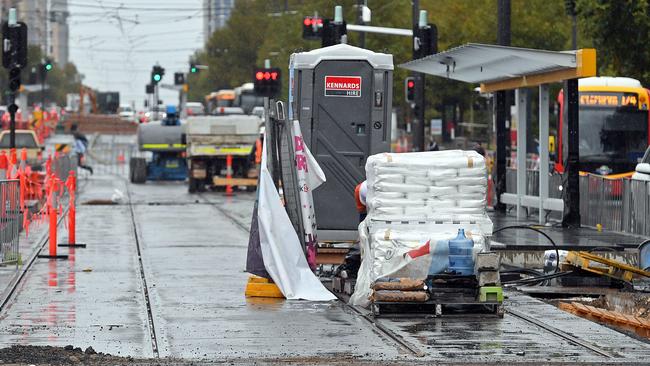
(324, 76, 362, 97)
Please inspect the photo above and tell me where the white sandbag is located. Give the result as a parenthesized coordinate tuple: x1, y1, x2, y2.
(429, 186, 458, 196)
(375, 174, 405, 183)
(434, 176, 486, 187)
(375, 192, 405, 199)
(457, 199, 486, 208)
(459, 185, 487, 194)
(457, 167, 487, 177)
(374, 182, 428, 193)
(427, 169, 458, 179)
(404, 176, 433, 186)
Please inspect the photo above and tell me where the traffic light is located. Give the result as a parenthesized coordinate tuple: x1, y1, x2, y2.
(43, 59, 53, 71)
(322, 19, 346, 47)
(2, 21, 28, 69)
(405, 77, 415, 103)
(413, 24, 438, 59)
(8, 67, 20, 91)
(565, 0, 577, 16)
(151, 65, 164, 84)
(302, 16, 323, 40)
(253, 67, 281, 97)
(190, 62, 198, 74)
(174, 72, 185, 85)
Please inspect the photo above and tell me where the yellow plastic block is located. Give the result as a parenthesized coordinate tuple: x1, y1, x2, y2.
(245, 275, 285, 298)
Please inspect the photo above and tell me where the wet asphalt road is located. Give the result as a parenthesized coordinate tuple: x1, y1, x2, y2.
(0, 154, 649, 363)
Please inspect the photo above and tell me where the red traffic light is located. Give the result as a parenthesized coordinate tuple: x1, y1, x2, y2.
(255, 71, 264, 80)
(263, 72, 271, 80)
(270, 72, 278, 80)
(304, 18, 311, 26)
(407, 80, 415, 88)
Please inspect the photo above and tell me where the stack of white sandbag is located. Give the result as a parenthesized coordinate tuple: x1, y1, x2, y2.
(365, 150, 492, 232)
(349, 150, 493, 307)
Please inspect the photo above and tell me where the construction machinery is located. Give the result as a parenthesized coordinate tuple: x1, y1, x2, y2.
(185, 114, 262, 193)
(130, 106, 187, 183)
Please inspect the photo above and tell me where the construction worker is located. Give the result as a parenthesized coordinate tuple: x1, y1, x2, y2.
(354, 180, 367, 222)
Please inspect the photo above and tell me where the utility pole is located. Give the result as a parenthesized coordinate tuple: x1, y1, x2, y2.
(411, 3, 436, 152)
(357, 0, 366, 48)
(494, 0, 511, 212)
(411, 1, 424, 151)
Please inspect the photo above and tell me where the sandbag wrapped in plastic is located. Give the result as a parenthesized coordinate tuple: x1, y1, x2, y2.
(350, 225, 486, 307)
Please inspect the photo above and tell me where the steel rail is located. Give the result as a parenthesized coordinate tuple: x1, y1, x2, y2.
(507, 308, 615, 358)
(124, 180, 160, 358)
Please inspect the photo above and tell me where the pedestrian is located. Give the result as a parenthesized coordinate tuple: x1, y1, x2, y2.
(70, 124, 93, 174)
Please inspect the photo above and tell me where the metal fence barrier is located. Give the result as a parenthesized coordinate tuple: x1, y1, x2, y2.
(0, 180, 21, 266)
(85, 134, 143, 178)
(504, 169, 650, 236)
(623, 179, 650, 236)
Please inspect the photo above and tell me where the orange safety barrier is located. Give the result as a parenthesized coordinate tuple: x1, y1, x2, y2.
(225, 154, 233, 196)
(38, 174, 68, 259)
(59, 171, 86, 248)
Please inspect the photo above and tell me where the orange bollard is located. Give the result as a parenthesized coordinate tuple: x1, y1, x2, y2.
(59, 171, 85, 248)
(38, 175, 68, 259)
(225, 154, 233, 196)
(255, 139, 262, 165)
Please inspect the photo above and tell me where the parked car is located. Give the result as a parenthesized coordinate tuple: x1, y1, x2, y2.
(632, 146, 650, 181)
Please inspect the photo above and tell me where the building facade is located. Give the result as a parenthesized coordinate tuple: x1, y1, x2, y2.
(50, 0, 69, 66)
(0, 0, 69, 66)
(203, 0, 235, 42)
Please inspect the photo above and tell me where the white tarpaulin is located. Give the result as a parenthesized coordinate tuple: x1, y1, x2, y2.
(257, 128, 335, 301)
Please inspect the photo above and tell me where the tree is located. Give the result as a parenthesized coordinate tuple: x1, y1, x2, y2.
(579, 0, 650, 83)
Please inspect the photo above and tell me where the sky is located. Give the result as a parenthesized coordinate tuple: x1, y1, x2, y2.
(68, 0, 205, 110)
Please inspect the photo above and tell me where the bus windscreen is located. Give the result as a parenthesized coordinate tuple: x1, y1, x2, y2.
(579, 107, 648, 160)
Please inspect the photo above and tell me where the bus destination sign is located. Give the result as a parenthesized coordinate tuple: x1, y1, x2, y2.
(579, 92, 638, 108)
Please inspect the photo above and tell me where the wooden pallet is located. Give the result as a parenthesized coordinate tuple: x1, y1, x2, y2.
(563, 251, 650, 283)
(559, 301, 650, 339)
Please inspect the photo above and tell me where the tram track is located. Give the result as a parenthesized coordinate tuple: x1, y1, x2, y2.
(198, 191, 427, 358)
(124, 180, 160, 358)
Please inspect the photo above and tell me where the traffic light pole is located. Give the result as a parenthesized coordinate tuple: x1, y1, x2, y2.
(411, 0, 426, 152)
(154, 84, 159, 120)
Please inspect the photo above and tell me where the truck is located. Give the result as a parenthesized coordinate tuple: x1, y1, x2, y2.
(185, 114, 262, 193)
(130, 111, 187, 183)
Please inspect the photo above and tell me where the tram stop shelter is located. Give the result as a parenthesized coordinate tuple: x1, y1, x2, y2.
(400, 43, 597, 227)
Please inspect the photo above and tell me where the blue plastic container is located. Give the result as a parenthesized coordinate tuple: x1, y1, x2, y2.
(448, 229, 475, 275)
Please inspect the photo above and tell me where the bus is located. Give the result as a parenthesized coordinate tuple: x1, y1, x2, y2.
(205, 89, 236, 114)
(558, 77, 650, 175)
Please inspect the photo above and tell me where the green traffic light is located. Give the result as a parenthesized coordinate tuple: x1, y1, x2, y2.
(153, 74, 161, 82)
(45, 63, 53, 71)
(191, 67, 197, 73)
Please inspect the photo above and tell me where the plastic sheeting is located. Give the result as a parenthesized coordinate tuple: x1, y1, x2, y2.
(257, 128, 335, 301)
(350, 224, 486, 307)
